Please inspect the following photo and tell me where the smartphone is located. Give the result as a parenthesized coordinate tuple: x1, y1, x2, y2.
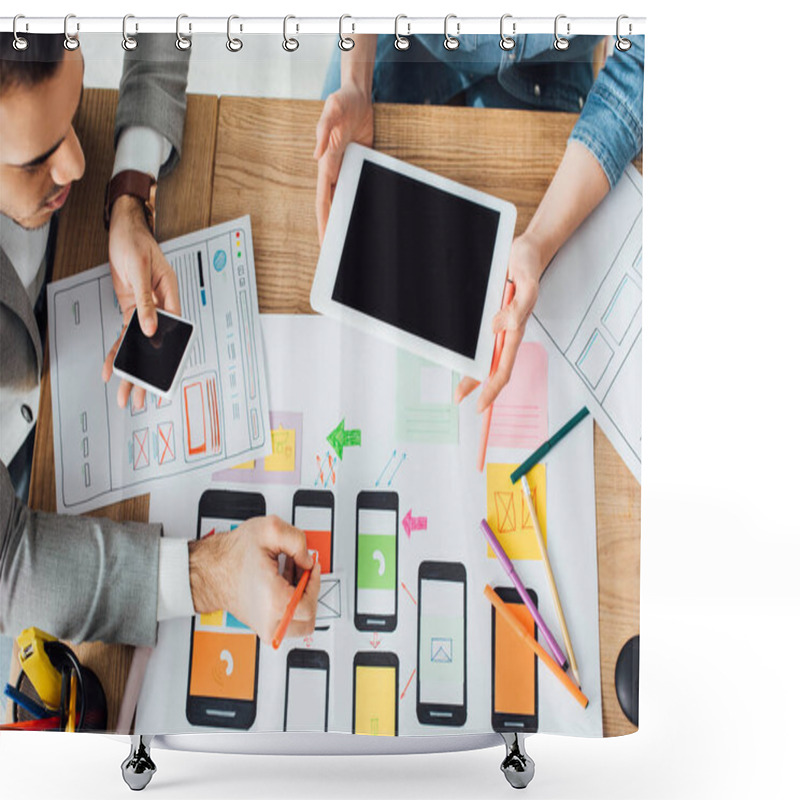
(186, 489, 265, 729)
(491, 586, 539, 733)
(416, 560, 467, 726)
(292, 489, 334, 630)
(354, 491, 398, 632)
(112, 308, 194, 398)
(352, 650, 398, 736)
(283, 648, 330, 732)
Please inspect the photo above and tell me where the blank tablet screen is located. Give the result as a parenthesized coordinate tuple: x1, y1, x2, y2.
(332, 161, 500, 359)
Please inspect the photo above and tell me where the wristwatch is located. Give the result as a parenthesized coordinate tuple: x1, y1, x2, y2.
(104, 170, 157, 233)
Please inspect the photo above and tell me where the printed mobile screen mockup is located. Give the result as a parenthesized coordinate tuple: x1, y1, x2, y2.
(354, 665, 396, 736)
(494, 600, 537, 717)
(294, 504, 333, 574)
(356, 507, 397, 616)
(285, 666, 328, 732)
(332, 161, 500, 359)
(418, 578, 466, 706)
(188, 517, 257, 701)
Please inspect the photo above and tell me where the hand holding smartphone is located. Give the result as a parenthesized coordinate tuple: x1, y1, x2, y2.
(112, 308, 194, 399)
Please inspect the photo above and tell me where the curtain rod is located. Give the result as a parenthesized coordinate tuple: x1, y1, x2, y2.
(0, 15, 646, 37)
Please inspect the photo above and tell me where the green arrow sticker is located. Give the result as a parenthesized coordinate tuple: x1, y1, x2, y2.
(326, 418, 361, 459)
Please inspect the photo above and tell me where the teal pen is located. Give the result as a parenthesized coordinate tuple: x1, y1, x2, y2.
(510, 406, 590, 484)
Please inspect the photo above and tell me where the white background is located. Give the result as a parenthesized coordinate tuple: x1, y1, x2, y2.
(2, 0, 799, 798)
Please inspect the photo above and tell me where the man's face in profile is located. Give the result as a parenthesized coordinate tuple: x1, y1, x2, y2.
(0, 49, 86, 229)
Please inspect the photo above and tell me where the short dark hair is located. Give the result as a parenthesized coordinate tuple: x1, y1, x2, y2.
(0, 33, 65, 96)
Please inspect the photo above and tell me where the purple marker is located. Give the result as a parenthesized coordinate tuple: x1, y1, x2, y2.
(479, 518, 568, 669)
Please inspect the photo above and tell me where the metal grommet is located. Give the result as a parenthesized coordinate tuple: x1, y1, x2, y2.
(122, 14, 138, 51)
(12, 15, 28, 51)
(554, 14, 570, 51)
(616, 15, 632, 51)
(64, 14, 80, 50)
(500, 14, 516, 51)
(394, 14, 410, 50)
(338, 14, 355, 51)
(443, 13, 460, 51)
(226, 15, 243, 52)
(282, 15, 299, 52)
(176, 14, 191, 50)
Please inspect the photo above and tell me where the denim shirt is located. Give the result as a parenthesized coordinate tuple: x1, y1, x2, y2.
(324, 34, 644, 188)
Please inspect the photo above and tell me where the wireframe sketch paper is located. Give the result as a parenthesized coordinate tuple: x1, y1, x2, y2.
(46, 216, 271, 514)
(532, 164, 643, 481)
(135, 315, 601, 739)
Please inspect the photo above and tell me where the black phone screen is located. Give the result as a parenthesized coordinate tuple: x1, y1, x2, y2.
(114, 309, 193, 392)
(332, 161, 500, 359)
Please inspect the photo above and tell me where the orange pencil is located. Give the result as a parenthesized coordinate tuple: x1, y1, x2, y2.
(271, 552, 317, 650)
(478, 278, 516, 472)
(484, 584, 588, 709)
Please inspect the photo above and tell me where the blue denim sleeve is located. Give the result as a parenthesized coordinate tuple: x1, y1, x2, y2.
(568, 36, 644, 187)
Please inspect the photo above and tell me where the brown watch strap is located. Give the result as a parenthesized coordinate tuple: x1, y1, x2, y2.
(104, 170, 157, 233)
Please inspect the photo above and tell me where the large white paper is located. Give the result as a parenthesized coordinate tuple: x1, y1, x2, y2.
(136, 315, 602, 738)
(533, 165, 643, 481)
(47, 216, 271, 514)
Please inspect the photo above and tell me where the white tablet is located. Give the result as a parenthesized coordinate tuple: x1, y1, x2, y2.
(310, 144, 516, 378)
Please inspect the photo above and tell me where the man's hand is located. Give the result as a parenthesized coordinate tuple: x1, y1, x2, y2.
(314, 83, 374, 244)
(101, 194, 181, 410)
(455, 232, 547, 412)
(188, 515, 321, 642)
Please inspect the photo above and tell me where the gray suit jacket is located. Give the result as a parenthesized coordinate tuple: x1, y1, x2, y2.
(0, 35, 189, 647)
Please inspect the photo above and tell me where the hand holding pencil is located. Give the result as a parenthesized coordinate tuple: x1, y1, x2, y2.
(455, 233, 547, 432)
(188, 516, 321, 643)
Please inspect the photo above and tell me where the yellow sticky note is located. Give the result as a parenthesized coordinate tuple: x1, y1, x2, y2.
(264, 426, 295, 472)
(485, 463, 547, 560)
(232, 460, 256, 470)
(200, 610, 224, 627)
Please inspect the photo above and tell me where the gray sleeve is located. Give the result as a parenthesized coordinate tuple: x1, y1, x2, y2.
(114, 33, 190, 177)
(0, 462, 161, 647)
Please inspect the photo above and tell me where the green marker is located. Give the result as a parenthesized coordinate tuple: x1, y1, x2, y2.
(510, 406, 590, 484)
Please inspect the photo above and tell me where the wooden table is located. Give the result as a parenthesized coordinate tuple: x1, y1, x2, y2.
(22, 91, 640, 737)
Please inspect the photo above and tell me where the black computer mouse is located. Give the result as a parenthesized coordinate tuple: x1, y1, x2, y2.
(614, 635, 639, 726)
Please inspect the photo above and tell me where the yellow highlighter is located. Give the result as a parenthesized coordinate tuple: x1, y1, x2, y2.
(16, 628, 62, 710)
(66, 672, 77, 732)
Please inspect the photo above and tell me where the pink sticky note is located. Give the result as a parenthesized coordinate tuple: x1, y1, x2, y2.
(488, 342, 548, 450)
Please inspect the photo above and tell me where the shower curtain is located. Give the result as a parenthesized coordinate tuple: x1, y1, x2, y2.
(0, 24, 643, 742)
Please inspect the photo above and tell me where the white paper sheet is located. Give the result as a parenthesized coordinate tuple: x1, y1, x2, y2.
(46, 216, 271, 514)
(533, 164, 643, 481)
(135, 315, 602, 738)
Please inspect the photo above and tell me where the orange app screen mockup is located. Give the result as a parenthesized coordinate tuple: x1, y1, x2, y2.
(189, 518, 257, 700)
(494, 602, 536, 715)
(294, 505, 332, 574)
(354, 665, 395, 735)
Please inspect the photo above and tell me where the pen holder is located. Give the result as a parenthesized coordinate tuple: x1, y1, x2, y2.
(13, 642, 107, 732)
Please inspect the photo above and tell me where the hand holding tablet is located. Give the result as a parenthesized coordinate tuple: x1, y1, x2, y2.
(311, 144, 517, 378)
